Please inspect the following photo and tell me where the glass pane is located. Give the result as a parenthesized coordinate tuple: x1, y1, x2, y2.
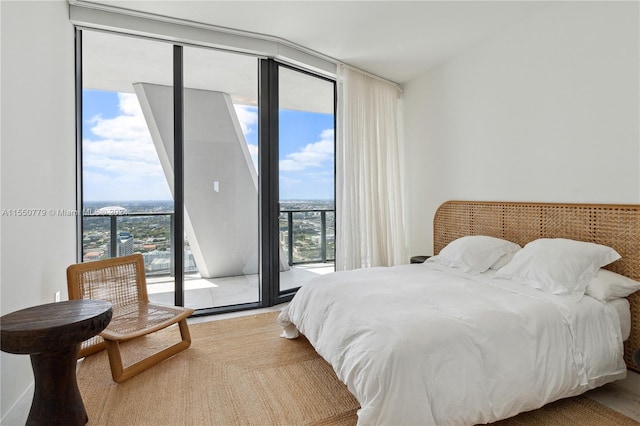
(81, 31, 176, 305)
(183, 46, 260, 309)
(278, 67, 336, 292)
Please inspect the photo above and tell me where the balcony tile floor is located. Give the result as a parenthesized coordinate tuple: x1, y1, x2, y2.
(147, 263, 335, 309)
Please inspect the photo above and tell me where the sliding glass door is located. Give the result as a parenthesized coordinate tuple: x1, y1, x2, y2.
(78, 30, 335, 313)
(277, 65, 336, 295)
(182, 46, 260, 309)
(80, 31, 178, 306)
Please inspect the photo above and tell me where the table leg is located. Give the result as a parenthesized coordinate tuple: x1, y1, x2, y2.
(27, 343, 87, 426)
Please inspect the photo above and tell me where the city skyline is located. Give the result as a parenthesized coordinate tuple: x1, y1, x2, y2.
(82, 90, 335, 202)
(81, 200, 336, 215)
(82, 199, 335, 270)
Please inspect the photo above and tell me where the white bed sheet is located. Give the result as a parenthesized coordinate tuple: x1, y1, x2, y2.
(278, 263, 627, 425)
(606, 297, 631, 340)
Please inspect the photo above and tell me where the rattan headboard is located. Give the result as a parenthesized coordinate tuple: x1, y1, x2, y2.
(433, 201, 640, 372)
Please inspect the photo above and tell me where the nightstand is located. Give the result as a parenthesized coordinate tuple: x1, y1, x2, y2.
(0, 300, 113, 425)
(410, 255, 431, 264)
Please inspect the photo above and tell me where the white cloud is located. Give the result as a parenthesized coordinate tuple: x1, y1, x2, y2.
(83, 170, 172, 201)
(118, 93, 142, 116)
(83, 138, 158, 162)
(88, 93, 151, 141)
(247, 144, 258, 157)
(280, 129, 334, 172)
(246, 143, 259, 172)
(84, 93, 170, 197)
(83, 144, 166, 177)
(305, 170, 334, 183)
(319, 128, 334, 140)
(234, 104, 258, 136)
(279, 175, 303, 185)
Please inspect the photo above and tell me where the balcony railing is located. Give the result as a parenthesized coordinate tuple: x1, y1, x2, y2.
(280, 209, 335, 265)
(82, 212, 178, 275)
(82, 208, 335, 275)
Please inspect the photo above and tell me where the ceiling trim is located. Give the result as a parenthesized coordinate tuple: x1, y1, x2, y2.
(68, 0, 340, 79)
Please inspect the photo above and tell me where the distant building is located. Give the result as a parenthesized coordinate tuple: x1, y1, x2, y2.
(148, 257, 171, 273)
(94, 206, 128, 215)
(117, 231, 134, 256)
(143, 249, 198, 274)
(83, 251, 104, 262)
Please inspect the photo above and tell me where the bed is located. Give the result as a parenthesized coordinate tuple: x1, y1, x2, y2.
(278, 201, 640, 425)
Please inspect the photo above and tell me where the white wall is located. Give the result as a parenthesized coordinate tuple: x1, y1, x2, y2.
(1, 0, 77, 420)
(403, 1, 640, 257)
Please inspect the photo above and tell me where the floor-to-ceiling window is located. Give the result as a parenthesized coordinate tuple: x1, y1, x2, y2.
(181, 46, 261, 309)
(77, 29, 335, 313)
(277, 65, 336, 295)
(80, 31, 179, 304)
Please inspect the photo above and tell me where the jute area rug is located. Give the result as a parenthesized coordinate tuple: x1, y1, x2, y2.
(77, 311, 638, 426)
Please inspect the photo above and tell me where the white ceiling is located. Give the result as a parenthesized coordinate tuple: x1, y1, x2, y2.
(83, 30, 336, 112)
(80, 1, 552, 84)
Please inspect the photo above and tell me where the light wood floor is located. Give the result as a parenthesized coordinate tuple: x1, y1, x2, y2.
(584, 368, 640, 421)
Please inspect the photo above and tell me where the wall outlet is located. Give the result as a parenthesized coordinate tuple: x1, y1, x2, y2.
(54, 291, 61, 302)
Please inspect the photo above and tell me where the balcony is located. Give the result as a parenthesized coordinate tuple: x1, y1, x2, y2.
(82, 209, 335, 309)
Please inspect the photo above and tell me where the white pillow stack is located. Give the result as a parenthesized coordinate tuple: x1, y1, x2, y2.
(585, 268, 640, 301)
(494, 238, 621, 297)
(426, 235, 521, 274)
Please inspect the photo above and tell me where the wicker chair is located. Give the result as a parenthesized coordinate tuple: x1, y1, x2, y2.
(66, 254, 194, 383)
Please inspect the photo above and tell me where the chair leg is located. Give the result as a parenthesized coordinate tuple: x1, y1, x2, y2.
(104, 340, 125, 381)
(104, 320, 192, 383)
(178, 318, 192, 346)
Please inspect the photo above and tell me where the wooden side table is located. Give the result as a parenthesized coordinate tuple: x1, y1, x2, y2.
(1, 299, 112, 426)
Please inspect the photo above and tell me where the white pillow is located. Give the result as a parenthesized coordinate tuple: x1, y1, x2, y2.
(585, 269, 640, 302)
(494, 238, 621, 296)
(426, 236, 521, 274)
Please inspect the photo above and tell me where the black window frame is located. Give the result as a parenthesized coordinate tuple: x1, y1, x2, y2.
(75, 29, 336, 316)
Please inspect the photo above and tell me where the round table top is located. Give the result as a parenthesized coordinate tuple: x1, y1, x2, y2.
(1, 299, 113, 354)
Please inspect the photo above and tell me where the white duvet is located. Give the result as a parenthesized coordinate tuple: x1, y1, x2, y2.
(278, 263, 627, 425)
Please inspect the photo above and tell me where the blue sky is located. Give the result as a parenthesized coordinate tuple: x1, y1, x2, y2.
(83, 90, 334, 201)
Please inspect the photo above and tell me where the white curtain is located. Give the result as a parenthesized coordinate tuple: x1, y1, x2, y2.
(336, 64, 408, 270)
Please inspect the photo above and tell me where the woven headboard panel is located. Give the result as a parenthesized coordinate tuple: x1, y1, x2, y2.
(433, 201, 640, 372)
